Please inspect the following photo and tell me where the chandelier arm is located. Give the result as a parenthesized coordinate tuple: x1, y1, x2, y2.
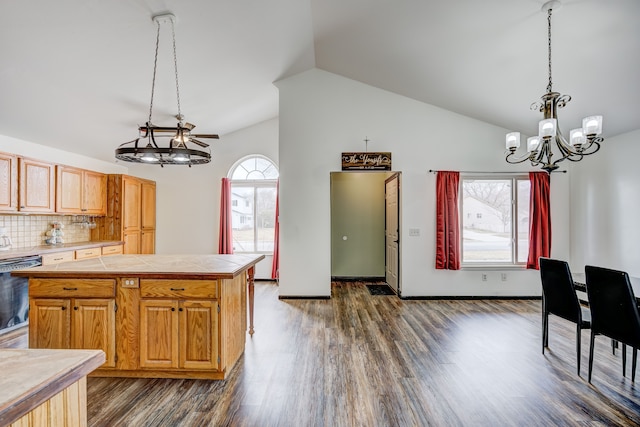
(505, 150, 534, 165)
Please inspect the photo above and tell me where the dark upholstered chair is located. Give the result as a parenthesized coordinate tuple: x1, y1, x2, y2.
(586, 265, 640, 383)
(540, 257, 591, 375)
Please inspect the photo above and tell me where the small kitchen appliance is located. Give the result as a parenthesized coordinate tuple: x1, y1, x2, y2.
(0, 227, 12, 251)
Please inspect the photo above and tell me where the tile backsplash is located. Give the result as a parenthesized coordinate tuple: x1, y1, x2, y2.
(0, 215, 91, 248)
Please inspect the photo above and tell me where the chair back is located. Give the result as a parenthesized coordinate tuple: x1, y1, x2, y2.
(585, 265, 640, 347)
(540, 257, 583, 323)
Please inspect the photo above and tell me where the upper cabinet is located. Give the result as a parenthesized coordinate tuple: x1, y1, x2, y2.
(56, 165, 107, 215)
(0, 152, 18, 212)
(93, 175, 156, 254)
(19, 158, 55, 213)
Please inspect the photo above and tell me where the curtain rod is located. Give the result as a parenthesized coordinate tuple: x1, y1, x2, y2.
(428, 169, 566, 174)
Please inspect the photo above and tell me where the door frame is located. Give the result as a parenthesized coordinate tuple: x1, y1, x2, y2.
(385, 172, 401, 296)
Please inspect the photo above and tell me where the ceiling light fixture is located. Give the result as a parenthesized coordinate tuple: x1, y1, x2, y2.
(505, 0, 603, 173)
(115, 13, 218, 166)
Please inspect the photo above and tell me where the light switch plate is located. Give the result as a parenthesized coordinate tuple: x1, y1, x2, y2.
(409, 228, 420, 236)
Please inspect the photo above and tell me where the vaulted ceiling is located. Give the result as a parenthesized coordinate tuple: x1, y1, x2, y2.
(1, 0, 638, 164)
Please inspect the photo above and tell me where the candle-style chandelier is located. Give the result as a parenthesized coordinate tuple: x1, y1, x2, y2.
(115, 13, 218, 166)
(505, 1, 603, 173)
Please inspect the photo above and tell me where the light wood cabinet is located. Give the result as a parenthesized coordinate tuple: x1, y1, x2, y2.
(0, 151, 18, 212)
(93, 175, 156, 254)
(18, 157, 55, 213)
(41, 251, 75, 265)
(29, 279, 117, 368)
(139, 279, 219, 371)
(56, 165, 106, 215)
(102, 244, 123, 256)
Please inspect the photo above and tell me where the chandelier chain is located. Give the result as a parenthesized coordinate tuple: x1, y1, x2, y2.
(547, 8, 553, 94)
(148, 20, 162, 125)
(170, 19, 182, 121)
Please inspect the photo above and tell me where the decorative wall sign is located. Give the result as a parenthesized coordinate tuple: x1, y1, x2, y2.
(341, 152, 392, 171)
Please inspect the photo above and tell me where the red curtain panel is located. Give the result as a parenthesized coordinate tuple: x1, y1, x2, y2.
(435, 171, 461, 270)
(271, 180, 280, 279)
(218, 178, 234, 254)
(527, 171, 551, 269)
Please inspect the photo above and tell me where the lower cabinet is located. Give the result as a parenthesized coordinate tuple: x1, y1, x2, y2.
(140, 299, 218, 370)
(29, 279, 117, 368)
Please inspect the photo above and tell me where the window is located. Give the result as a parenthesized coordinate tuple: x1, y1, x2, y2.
(461, 175, 530, 266)
(228, 155, 279, 253)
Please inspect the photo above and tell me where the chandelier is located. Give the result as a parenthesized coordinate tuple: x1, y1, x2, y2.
(505, 0, 603, 173)
(116, 13, 218, 166)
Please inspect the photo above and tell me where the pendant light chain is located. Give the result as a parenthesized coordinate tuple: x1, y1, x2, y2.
(546, 8, 553, 94)
(148, 20, 161, 125)
(170, 19, 182, 122)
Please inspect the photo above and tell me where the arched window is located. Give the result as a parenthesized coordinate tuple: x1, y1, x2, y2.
(228, 155, 279, 253)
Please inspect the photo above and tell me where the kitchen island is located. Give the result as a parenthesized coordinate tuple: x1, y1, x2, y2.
(12, 254, 264, 380)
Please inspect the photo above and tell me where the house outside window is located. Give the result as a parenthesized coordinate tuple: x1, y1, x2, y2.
(228, 155, 279, 253)
(461, 175, 530, 266)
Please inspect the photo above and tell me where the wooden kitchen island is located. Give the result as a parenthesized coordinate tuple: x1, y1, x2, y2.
(12, 254, 264, 380)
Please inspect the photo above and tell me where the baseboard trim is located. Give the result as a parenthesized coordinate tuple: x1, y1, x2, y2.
(400, 295, 541, 301)
(331, 276, 386, 282)
(278, 295, 331, 300)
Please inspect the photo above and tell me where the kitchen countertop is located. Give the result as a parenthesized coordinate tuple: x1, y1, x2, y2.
(0, 241, 124, 261)
(12, 253, 265, 279)
(0, 348, 105, 426)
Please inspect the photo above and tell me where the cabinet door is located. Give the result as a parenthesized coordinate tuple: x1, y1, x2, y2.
(83, 170, 107, 215)
(56, 166, 83, 213)
(141, 181, 156, 230)
(140, 300, 179, 369)
(140, 230, 155, 254)
(29, 299, 71, 349)
(0, 152, 18, 212)
(179, 300, 218, 370)
(19, 158, 55, 212)
(122, 177, 141, 231)
(72, 299, 116, 368)
(123, 231, 140, 254)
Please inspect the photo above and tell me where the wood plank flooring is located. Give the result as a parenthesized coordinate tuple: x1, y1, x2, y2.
(3, 281, 640, 426)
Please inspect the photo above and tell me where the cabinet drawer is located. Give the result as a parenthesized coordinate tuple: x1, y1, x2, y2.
(75, 247, 102, 260)
(102, 244, 123, 256)
(30, 278, 116, 298)
(41, 251, 75, 265)
(140, 279, 218, 299)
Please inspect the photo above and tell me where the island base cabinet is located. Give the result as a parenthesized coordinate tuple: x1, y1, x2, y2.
(139, 300, 218, 371)
(29, 298, 116, 368)
(9, 377, 88, 427)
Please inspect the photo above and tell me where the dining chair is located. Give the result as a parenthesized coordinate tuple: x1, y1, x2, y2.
(585, 265, 640, 383)
(540, 257, 591, 375)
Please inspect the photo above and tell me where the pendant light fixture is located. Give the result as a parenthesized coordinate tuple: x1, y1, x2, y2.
(116, 13, 218, 166)
(505, 1, 603, 173)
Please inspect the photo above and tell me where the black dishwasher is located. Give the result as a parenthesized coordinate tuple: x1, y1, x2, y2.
(0, 255, 42, 334)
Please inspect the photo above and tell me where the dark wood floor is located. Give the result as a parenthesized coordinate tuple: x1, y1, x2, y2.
(3, 281, 640, 426)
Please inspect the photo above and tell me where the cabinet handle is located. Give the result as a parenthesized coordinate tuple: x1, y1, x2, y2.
(170, 288, 185, 291)
(61, 306, 66, 311)
(179, 308, 183, 312)
(63, 287, 78, 291)
(74, 306, 78, 311)
(171, 307, 175, 311)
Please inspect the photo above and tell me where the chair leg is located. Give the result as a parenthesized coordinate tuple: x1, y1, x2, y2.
(623, 344, 627, 377)
(542, 312, 548, 354)
(633, 348, 637, 382)
(576, 325, 581, 376)
(588, 332, 596, 383)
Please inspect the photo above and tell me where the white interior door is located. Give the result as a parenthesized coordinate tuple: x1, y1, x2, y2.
(385, 174, 400, 294)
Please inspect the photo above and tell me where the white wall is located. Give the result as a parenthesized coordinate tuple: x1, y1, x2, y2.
(0, 134, 126, 174)
(276, 68, 571, 297)
(570, 129, 640, 277)
(125, 117, 279, 279)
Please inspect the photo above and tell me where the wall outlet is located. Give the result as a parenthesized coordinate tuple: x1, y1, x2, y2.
(409, 228, 420, 237)
(481, 273, 487, 282)
(501, 273, 507, 282)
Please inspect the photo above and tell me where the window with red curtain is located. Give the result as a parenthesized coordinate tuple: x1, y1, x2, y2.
(218, 177, 233, 254)
(435, 171, 461, 270)
(527, 171, 551, 269)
